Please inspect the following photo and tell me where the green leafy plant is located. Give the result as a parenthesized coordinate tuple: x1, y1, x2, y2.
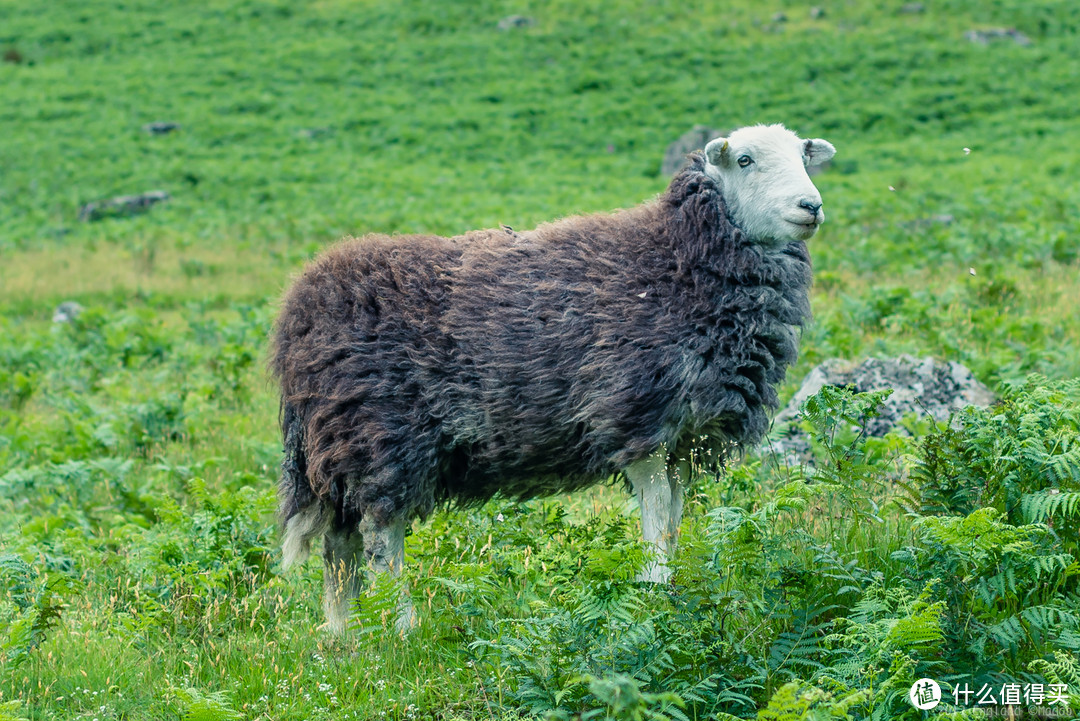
(167, 686, 243, 721)
(0, 554, 74, 668)
(913, 376, 1080, 551)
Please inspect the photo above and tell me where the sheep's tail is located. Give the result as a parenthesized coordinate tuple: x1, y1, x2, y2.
(279, 400, 329, 568)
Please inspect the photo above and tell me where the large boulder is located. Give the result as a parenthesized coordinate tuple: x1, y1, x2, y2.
(52, 301, 84, 324)
(769, 356, 997, 463)
(661, 125, 723, 176)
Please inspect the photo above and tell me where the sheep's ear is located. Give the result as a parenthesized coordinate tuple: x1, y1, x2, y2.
(803, 138, 836, 167)
(704, 138, 730, 167)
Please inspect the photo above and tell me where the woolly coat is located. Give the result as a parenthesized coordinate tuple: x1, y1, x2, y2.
(272, 153, 812, 530)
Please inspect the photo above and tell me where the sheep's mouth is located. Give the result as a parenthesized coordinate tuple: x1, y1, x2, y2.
(787, 220, 820, 236)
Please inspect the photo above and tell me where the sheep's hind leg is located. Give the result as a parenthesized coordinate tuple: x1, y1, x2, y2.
(322, 525, 366, 635)
(626, 447, 684, 583)
(359, 516, 417, 633)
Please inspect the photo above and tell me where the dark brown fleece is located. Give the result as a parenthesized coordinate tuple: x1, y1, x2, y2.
(272, 153, 812, 529)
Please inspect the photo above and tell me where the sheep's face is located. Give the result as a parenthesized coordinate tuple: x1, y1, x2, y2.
(703, 124, 835, 245)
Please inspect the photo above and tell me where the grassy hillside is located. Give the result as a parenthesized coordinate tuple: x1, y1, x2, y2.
(1, 0, 1079, 719)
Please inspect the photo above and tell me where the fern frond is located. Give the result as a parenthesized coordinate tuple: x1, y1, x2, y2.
(168, 687, 243, 721)
(1022, 490, 1080, 524)
(0, 701, 28, 721)
(768, 604, 834, 680)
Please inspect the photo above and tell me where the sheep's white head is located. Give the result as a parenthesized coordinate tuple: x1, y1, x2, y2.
(703, 124, 836, 245)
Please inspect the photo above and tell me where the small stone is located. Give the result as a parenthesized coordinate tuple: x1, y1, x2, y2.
(52, 301, 84, 324)
(965, 27, 1032, 46)
(142, 121, 180, 135)
(299, 127, 333, 140)
(902, 214, 955, 230)
(810, 7, 826, 19)
(497, 15, 534, 31)
(899, 2, 925, 13)
(78, 190, 170, 222)
(772, 11, 788, 22)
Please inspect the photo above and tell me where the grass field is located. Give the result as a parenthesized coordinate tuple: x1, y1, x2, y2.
(1, 1, 1079, 719)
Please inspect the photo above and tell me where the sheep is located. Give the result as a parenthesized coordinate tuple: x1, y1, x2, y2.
(272, 123, 836, 633)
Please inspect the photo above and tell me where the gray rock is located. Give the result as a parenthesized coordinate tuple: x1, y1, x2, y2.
(52, 301, 84, 324)
(142, 121, 180, 135)
(769, 356, 997, 464)
(902, 214, 955, 230)
(661, 125, 724, 176)
(78, 190, 170, 222)
(810, 7, 826, 19)
(807, 159, 832, 177)
(299, 127, 333, 139)
(497, 15, 534, 31)
(965, 28, 1032, 46)
(899, 2, 925, 13)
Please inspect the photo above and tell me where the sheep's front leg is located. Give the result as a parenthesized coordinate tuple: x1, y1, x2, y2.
(359, 516, 417, 633)
(626, 447, 684, 583)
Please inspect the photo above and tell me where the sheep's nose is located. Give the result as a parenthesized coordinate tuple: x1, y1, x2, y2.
(799, 199, 825, 224)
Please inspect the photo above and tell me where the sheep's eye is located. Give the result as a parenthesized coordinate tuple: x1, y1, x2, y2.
(737, 155, 753, 168)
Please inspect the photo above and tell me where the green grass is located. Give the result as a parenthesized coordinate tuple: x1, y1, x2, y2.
(1, 0, 1079, 719)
